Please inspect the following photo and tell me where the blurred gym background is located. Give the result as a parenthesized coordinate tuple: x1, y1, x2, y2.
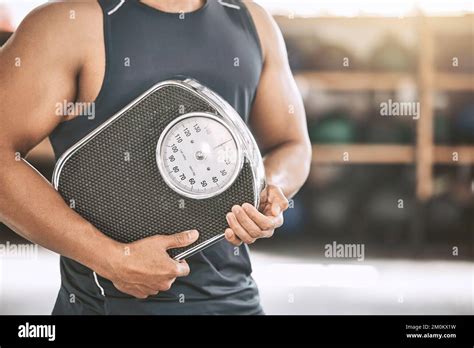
(0, 0, 472, 314)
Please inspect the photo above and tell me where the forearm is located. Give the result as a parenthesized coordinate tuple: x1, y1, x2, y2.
(0, 153, 120, 278)
(263, 140, 311, 198)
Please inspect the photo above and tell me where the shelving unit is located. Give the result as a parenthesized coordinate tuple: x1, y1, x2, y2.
(296, 15, 474, 200)
(295, 71, 473, 92)
(311, 145, 474, 165)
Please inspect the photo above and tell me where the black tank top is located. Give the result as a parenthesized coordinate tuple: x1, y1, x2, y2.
(50, 0, 264, 314)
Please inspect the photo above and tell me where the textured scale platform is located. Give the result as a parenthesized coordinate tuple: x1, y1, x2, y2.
(55, 83, 256, 258)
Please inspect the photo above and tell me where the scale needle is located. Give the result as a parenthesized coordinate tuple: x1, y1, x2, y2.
(213, 139, 233, 149)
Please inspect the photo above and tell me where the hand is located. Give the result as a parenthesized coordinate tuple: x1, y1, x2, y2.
(225, 184, 289, 246)
(103, 230, 199, 299)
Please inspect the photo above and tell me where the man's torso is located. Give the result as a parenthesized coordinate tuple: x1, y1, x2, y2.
(50, 0, 264, 315)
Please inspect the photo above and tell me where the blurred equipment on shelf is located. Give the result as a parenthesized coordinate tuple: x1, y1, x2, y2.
(307, 165, 346, 188)
(308, 109, 358, 144)
(363, 175, 417, 244)
(434, 112, 452, 144)
(369, 34, 415, 72)
(366, 192, 409, 222)
(454, 103, 474, 144)
(363, 115, 413, 144)
(424, 192, 467, 241)
(311, 187, 353, 236)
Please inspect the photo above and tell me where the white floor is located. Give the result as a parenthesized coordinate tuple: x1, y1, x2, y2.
(0, 247, 472, 315)
(251, 252, 473, 315)
(0, 247, 60, 315)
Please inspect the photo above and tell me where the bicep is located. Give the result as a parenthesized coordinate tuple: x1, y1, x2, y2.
(248, 6, 309, 154)
(0, 5, 79, 155)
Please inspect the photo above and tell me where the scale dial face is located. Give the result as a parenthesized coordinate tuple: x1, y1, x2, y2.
(157, 113, 242, 199)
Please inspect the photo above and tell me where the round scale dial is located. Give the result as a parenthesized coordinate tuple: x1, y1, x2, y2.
(157, 113, 242, 199)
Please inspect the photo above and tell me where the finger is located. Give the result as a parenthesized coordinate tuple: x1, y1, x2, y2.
(171, 259, 191, 277)
(232, 205, 264, 238)
(242, 203, 276, 230)
(131, 291, 148, 299)
(225, 228, 242, 246)
(113, 283, 151, 299)
(157, 279, 175, 291)
(267, 186, 289, 216)
(137, 284, 159, 296)
(163, 230, 199, 249)
(226, 213, 255, 244)
(148, 273, 178, 291)
(273, 213, 284, 229)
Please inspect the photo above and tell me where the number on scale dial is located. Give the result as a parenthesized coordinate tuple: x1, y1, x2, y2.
(157, 113, 242, 199)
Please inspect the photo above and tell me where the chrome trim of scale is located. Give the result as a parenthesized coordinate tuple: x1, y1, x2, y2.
(183, 78, 266, 207)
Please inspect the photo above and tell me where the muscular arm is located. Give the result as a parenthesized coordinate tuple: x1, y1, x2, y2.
(0, 3, 194, 299)
(248, 2, 311, 198)
(0, 3, 118, 276)
(224, 2, 312, 245)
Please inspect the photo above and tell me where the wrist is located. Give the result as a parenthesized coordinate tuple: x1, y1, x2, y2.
(96, 239, 124, 280)
(79, 224, 124, 280)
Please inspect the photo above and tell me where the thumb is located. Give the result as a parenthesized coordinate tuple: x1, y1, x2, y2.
(163, 230, 199, 250)
(267, 185, 288, 216)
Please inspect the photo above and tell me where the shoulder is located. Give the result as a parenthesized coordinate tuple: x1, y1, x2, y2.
(17, 0, 101, 32)
(242, 1, 286, 63)
(2, 1, 102, 67)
